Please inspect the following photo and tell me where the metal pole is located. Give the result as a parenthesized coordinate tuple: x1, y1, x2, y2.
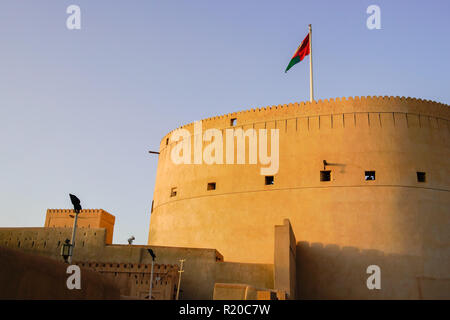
(68, 210, 79, 264)
(309, 24, 314, 102)
(149, 259, 154, 300)
(176, 259, 185, 300)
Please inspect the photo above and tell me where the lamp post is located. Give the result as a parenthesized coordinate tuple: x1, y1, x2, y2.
(147, 249, 156, 300)
(147, 150, 159, 300)
(176, 259, 185, 300)
(68, 194, 82, 264)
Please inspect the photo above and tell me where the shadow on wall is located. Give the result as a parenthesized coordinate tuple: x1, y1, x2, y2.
(0, 246, 121, 299)
(296, 241, 449, 300)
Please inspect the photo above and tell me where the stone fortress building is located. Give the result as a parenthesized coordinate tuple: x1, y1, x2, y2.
(0, 96, 448, 299)
(148, 96, 449, 299)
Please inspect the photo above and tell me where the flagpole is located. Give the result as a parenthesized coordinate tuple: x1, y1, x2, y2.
(309, 24, 314, 102)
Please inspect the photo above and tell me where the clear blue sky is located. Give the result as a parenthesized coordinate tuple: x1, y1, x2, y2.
(0, 1, 448, 244)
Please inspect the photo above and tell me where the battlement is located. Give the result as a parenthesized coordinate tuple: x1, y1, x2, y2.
(159, 96, 449, 150)
(77, 261, 179, 273)
(47, 208, 113, 215)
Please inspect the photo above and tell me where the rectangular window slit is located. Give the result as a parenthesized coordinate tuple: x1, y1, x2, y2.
(365, 171, 376, 181)
(265, 176, 274, 185)
(320, 170, 331, 182)
(170, 187, 177, 197)
(207, 182, 216, 190)
(417, 172, 426, 183)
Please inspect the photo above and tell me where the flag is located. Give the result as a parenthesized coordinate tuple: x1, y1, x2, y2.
(285, 33, 310, 73)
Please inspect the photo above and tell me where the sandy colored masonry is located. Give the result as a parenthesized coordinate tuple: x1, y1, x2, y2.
(45, 209, 115, 244)
(148, 96, 449, 298)
(0, 227, 273, 299)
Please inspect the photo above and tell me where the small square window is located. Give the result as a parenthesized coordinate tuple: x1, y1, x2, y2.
(230, 118, 237, 126)
(207, 182, 216, 190)
(170, 187, 177, 197)
(417, 172, 426, 183)
(320, 170, 331, 182)
(265, 176, 274, 185)
(365, 171, 376, 181)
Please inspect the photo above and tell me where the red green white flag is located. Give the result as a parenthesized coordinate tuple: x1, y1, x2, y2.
(285, 33, 310, 73)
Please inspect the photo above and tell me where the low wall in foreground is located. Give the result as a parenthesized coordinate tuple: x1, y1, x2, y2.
(0, 246, 120, 299)
(0, 227, 273, 299)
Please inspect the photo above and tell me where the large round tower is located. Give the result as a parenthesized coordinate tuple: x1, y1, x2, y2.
(148, 96, 449, 298)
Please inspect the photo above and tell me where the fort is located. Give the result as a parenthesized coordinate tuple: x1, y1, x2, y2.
(148, 96, 449, 299)
(0, 96, 448, 299)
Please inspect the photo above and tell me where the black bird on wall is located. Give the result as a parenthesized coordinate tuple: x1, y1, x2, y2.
(69, 194, 82, 213)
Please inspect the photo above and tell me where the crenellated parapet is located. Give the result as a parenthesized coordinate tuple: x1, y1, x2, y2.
(159, 96, 449, 151)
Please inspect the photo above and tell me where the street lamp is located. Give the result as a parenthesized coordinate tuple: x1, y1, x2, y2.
(147, 249, 156, 300)
(60, 239, 72, 263)
(176, 259, 185, 300)
(68, 193, 82, 264)
(146, 151, 159, 299)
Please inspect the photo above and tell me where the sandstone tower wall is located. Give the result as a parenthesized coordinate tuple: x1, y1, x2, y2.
(148, 96, 449, 298)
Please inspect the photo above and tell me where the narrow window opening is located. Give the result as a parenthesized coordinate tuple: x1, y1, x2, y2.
(166, 138, 169, 145)
(207, 182, 216, 190)
(265, 176, 274, 185)
(320, 170, 331, 182)
(417, 172, 426, 183)
(230, 118, 237, 126)
(365, 171, 376, 181)
(151, 200, 154, 213)
(170, 187, 177, 197)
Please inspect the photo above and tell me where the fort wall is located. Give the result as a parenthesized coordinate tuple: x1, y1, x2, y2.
(0, 227, 272, 299)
